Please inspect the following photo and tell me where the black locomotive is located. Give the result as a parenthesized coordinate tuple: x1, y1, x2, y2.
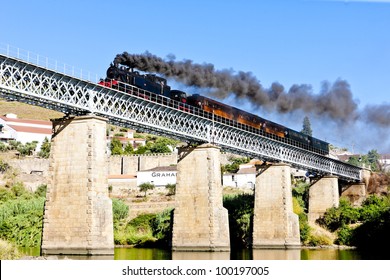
(99, 64, 329, 155)
(99, 64, 187, 103)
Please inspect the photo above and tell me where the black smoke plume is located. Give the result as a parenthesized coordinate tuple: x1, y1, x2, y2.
(114, 51, 389, 127)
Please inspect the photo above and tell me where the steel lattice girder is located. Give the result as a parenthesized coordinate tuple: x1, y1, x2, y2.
(0, 54, 362, 181)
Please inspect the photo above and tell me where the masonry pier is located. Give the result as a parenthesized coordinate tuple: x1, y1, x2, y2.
(252, 163, 301, 249)
(172, 144, 230, 251)
(308, 176, 339, 224)
(41, 115, 114, 255)
(341, 183, 366, 207)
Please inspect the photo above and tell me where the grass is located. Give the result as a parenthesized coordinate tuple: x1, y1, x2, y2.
(0, 239, 23, 260)
(0, 99, 63, 121)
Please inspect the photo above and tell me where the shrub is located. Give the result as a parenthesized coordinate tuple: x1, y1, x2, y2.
(112, 198, 129, 222)
(165, 184, 176, 196)
(151, 209, 173, 247)
(335, 225, 354, 245)
(34, 184, 47, 198)
(123, 214, 157, 246)
(359, 195, 390, 222)
(317, 198, 360, 231)
(223, 193, 254, 248)
(306, 233, 333, 246)
(0, 196, 45, 247)
(292, 181, 310, 211)
(351, 208, 390, 251)
(0, 158, 10, 173)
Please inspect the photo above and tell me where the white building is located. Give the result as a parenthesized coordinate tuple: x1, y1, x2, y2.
(379, 154, 390, 172)
(137, 166, 177, 187)
(223, 164, 256, 189)
(0, 114, 52, 151)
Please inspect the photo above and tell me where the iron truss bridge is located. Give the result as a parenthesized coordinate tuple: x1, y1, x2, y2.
(0, 52, 362, 181)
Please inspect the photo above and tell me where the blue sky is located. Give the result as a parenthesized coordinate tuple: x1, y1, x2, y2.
(1, 0, 389, 153)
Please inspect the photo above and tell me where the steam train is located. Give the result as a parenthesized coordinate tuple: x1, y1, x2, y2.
(99, 64, 329, 155)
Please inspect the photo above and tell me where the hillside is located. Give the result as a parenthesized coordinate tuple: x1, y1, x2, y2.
(0, 99, 63, 121)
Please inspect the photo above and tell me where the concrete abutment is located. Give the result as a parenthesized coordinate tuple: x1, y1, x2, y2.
(41, 115, 114, 255)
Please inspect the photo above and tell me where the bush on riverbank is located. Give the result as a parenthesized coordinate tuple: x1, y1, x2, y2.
(318, 194, 390, 250)
(223, 193, 253, 248)
(113, 199, 172, 248)
(0, 184, 46, 247)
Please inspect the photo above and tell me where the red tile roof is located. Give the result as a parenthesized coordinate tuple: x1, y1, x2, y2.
(8, 125, 52, 135)
(108, 174, 137, 179)
(0, 116, 51, 126)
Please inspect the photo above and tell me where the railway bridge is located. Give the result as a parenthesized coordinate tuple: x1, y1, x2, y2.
(0, 46, 365, 255)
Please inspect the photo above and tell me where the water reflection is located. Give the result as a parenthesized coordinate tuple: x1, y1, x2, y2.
(301, 248, 361, 260)
(115, 247, 171, 260)
(253, 249, 301, 260)
(20, 246, 376, 260)
(172, 251, 230, 260)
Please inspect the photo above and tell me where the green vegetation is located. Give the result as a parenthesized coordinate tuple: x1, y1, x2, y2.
(0, 138, 50, 157)
(110, 135, 179, 155)
(317, 194, 390, 252)
(347, 149, 381, 171)
(138, 182, 155, 197)
(38, 137, 51, 158)
(221, 157, 250, 174)
(5, 140, 39, 156)
(112, 198, 129, 221)
(223, 193, 254, 248)
(0, 183, 46, 248)
(113, 199, 172, 248)
(292, 181, 315, 245)
(165, 183, 176, 196)
(301, 116, 312, 136)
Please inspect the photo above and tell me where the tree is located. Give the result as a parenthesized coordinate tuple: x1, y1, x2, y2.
(38, 137, 51, 158)
(110, 138, 123, 155)
(222, 157, 250, 174)
(138, 182, 155, 197)
(17, 141, 38, 156)
(123, 142, 134, 155)
(367, 149, 380, 171)
(301, 116, 312, 136)
(150, 142, 171, 153)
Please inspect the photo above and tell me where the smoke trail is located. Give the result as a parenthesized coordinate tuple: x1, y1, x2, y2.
(113, 51, 388, 126)
(363, 104, 390, 127)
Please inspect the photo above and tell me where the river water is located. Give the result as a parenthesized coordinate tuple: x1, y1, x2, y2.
(21, 247, 387, 260)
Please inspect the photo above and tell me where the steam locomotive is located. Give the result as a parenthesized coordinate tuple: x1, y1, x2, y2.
(99, 64, 329, 155)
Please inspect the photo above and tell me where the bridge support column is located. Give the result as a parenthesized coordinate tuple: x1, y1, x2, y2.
(252, 163, 300, 249)
(341, 183, 366, 207)
(308, 176, 339, 224)
(41, 115, 114, 255)
(172, 144, 230, 251)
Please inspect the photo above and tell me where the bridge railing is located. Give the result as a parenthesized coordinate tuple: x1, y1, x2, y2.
(0, 43, 99, 83)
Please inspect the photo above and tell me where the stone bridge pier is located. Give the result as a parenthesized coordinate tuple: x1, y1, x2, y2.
(172, 144, 230, 251)
(308, 176, 339, 224)
(41, 115, 114, 255)
(252, 163, 301, 249)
